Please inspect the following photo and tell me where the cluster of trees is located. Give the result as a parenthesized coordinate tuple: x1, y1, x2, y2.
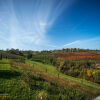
(57, 60, 100, 83)
(6, 48, 24, 56)
(31, 53, 57, 66)
(27, 52, 33, 59)
(52, 48, 100, 53)
(1, 48, 100, 56)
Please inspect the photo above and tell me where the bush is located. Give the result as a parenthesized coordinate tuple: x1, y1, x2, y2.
(36, 90, 49, 100)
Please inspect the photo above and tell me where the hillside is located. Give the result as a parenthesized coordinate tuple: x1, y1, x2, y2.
(0, 49, 100, 100)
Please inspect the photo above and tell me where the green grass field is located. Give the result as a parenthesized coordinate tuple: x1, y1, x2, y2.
(0, 59, 10, 70)
(0, 64, 10, 70)
(25, 60, 100, 90)
(0, 59, 91, 100)
(0, 59, 30, 100)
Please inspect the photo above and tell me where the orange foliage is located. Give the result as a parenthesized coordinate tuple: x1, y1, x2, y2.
(54, 52, 100, 61)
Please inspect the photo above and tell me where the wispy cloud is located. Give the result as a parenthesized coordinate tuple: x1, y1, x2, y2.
(0, 0, 74, 50)
(63, 37, 100, 49)
(63, 40, 80, 46)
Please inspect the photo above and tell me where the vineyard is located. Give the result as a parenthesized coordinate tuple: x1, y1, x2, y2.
(54, 52, 100, 61)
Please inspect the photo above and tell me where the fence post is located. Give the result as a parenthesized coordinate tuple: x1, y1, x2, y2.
(58, 73, 59, 78)
(45, 68, 47, 73)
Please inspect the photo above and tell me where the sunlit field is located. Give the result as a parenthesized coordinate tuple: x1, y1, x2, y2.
(0, 0, 100, 100)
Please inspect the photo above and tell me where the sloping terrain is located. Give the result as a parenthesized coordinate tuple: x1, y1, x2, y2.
(0, 59, 100, 100)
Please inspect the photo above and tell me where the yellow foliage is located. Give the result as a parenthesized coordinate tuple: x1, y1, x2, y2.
(92, 71, 96, 75)
(87, 70, 92, 77)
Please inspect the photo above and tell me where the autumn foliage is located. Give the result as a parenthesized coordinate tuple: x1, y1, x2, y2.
(54, 52, 100, 61)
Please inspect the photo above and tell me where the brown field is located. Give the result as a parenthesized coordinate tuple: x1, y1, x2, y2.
(0, 52, 23, 59)
(54, 52, 100, 61)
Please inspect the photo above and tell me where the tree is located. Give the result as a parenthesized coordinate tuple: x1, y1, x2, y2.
(94, 70, 100, 83)
(87, 70, 93, 77)
(0, 54, 2, 60)
(27, 53, 32, 59)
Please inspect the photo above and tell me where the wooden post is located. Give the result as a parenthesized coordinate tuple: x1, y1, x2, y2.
(58, 73, 59, 78)
(45, 68, 47, 73)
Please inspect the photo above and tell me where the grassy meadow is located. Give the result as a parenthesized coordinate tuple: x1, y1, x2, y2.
(0, 49, 100, 100)
(0, 59, 91, 100)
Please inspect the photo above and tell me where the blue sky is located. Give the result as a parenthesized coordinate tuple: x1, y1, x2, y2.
(0, 0, 100, 50)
